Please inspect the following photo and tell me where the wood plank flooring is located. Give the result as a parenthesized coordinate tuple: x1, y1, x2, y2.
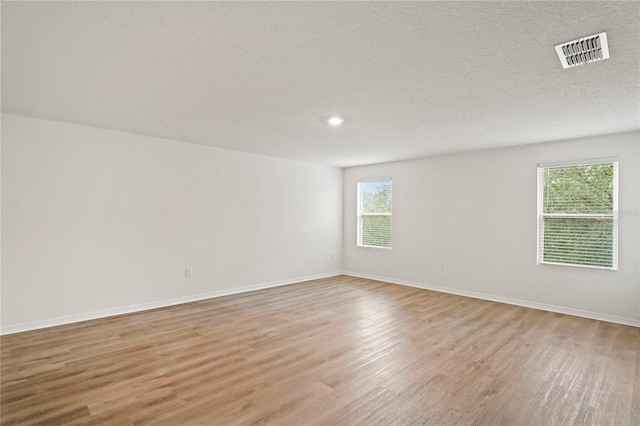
(2, 275, 639, 425)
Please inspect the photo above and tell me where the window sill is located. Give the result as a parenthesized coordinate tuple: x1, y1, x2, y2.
(357, 245, 392, 251)
(537, 261, 617, 271)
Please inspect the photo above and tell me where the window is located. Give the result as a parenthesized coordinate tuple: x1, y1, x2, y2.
(537, 160, 618, 270)
(357, 179, 392, 248)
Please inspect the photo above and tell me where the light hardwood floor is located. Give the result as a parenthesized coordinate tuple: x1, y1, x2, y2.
(2, 275, 639, 425)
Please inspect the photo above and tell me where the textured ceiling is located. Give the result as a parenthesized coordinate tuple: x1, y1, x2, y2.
(2, 1, 639, 167)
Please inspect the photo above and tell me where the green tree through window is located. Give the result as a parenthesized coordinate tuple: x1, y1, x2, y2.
(538, 162, 617, 269)
(358, 179, 392, 248)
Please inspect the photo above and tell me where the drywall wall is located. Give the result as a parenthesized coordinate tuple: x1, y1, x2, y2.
(344, 132, 640, 324)
(1, 114, 343, 332)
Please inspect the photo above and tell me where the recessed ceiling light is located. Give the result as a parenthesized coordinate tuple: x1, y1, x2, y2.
(328, 116, 344, 126)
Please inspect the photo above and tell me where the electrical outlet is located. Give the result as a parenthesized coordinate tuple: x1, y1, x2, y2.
(185, 268, 192, 278)
(330, 253, 335, 260)
(439, 263, 445, 271)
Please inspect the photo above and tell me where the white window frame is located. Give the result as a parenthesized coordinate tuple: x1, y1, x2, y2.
(357, 178, 392, 250)
(536, 158, 618, 271)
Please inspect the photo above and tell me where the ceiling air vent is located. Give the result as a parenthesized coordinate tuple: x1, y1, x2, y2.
(555, 31, 609, 69)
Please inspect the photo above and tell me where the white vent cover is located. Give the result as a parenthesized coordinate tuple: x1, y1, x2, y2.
(555, 31, 609, 69)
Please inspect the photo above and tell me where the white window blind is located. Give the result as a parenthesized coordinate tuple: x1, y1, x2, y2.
(537, 160, 618, 270)
(357, 179, 392, 249)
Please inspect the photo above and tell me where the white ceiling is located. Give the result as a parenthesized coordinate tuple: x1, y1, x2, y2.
(2, 1, 639, 167)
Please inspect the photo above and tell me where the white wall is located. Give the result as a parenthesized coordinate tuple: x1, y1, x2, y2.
(3, 114, 638, 333)
(1, 114, 343, 332)
(344, 132, 640, 324)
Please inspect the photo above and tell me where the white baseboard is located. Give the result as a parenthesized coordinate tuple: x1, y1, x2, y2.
(0, 272, 342, 335)
(344, 271, 640, 328)
(4, 271, 637, 335)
